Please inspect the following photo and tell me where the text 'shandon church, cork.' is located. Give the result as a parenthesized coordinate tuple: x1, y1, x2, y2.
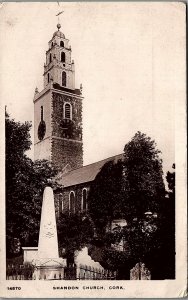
(34, 21, 122, 215)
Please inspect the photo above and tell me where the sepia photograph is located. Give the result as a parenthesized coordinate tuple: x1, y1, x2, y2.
(0, 2, 187, 298)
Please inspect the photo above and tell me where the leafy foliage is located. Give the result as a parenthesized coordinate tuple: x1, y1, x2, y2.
(6, 113, 61, 258)
(57, 213, 94, 265)
(166, 163, 175, 195)
(123, 131, 165, 219)
(102, 163, 176, 279)
(88, 159, 124, 234)
(88, 131, 165, 233)
(87, 132, 170, 278)
(92, 213, 163, 279)
(158, 163, 175, 279)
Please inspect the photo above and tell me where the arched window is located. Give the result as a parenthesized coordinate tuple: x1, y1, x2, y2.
(62, 71, 66, 87)
(82, 188, 87, 211)
(60, 41, 64, 47)
(49, 53, 52, 63)
(61, 51, 65, 62)
(69, 191, 75, 213)
(64, 103, 72, 120)
(47, 73, 50, 83)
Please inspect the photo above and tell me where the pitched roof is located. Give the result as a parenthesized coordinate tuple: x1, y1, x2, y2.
(58, 153, 123, 188)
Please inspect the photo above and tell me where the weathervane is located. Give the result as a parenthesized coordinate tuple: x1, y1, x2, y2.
(56, 2, 64, 27)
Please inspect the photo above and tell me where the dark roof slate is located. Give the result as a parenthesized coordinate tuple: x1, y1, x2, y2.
(53, 83, 82, 95)
(58, 153, 123, 188)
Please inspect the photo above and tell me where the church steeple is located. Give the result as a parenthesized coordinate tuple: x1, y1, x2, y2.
(34, 21, 83, 172)
(43, 23, 75, 90)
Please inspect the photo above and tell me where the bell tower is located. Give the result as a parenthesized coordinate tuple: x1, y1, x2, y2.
(34, 23, 83, 172)
(43, 23, 75, 90)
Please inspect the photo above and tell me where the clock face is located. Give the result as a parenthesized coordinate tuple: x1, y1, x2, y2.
(38, 120, 46, 140)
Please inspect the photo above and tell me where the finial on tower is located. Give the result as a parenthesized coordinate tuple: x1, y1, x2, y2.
(56, 9, 64, 30)
(57, 23, 61, 31)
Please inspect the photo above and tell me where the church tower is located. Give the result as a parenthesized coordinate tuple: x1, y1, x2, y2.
(34, 23, 83, 172)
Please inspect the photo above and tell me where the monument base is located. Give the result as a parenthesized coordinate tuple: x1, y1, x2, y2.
(33, 258, 67, 280)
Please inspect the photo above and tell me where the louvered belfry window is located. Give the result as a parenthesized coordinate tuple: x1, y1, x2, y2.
(65, 103, 71, 119)
(61, 51, 65, 62)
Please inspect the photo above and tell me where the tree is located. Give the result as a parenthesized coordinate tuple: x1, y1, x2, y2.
(157, 163, 175, 279)
(140, 164, 176, 279)
(87, 132, 167, 277)
(57, 213, 94, 266)
(88, 132, 165, 233)
(117, 163, 175, 279)
(123, 131, 165, 220)
(6, 112, 61, 258)
(88, 159, 124, 234)
(93, 212, 162, 279)
(5, 110, 32, 188)
(166, 163, 175, 198)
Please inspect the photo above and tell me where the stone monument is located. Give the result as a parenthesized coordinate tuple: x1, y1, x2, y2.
(32, 187, 66, 280)
(130, 262, 151, 280)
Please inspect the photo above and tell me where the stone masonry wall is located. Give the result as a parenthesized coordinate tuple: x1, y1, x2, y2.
(51, 91, 83, 171)
(52, 138, 83, 171)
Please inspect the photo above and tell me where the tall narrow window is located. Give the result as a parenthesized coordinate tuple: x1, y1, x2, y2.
(41, 106, 43, 121)
(82, 188, 87, 211)
(61, 51, 65, 62)
(51, 42, 53, 47)
(62, 71, 66, 86)
(60, 41, 64, 47)
(49, 53, 52, 63)
(69, 191, 75, 213)
(47, 73, 50, 83)
(64, 103, 71, 119)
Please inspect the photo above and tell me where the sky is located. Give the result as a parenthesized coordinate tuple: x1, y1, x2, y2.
(0, 2, 186, 175)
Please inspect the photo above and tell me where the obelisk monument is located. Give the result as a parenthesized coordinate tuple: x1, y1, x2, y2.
(38, 187, 59, 259)
(33, 187, 66, 280)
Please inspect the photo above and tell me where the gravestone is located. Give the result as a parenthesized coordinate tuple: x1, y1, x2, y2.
(75, 247, 104, 279)
(33, 187, 66, 280)
(130, 262, 151, 280)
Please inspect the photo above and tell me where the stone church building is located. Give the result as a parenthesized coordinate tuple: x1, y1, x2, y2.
(34, 23, 122, 217)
